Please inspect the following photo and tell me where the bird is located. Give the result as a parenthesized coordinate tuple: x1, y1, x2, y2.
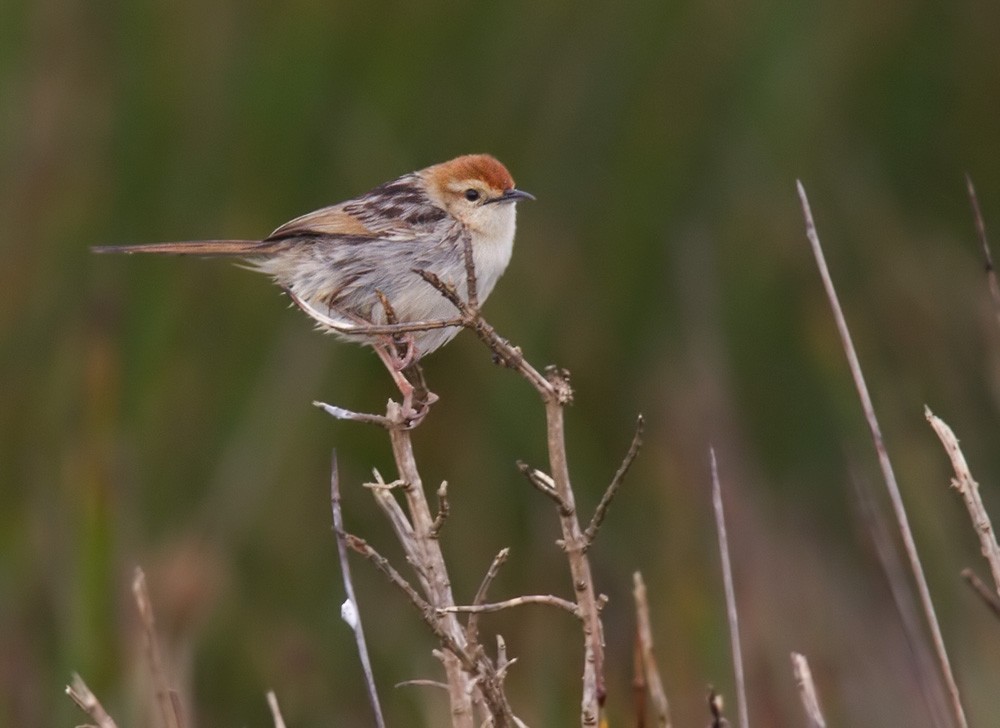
(93, 154, 534, 419)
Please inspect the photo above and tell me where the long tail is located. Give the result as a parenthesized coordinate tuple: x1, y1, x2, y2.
(91, 239, 280, 256)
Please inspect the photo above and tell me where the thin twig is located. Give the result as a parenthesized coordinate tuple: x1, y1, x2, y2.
(314, 400, 394, 428)
(414, 268, 554, 394)
(515, 460, 568, 512)
(430, 481, 450, 538)
(132, 568, 183, 728)
(585, 415, 644, 548)
(960, 568, 1000, 618)
(633, 571, 671, 727)
(266, 691, 288, 728)
(441, 595, 580, 616)
(790, 653, 826, 728)
(710, 450, 748, 728)
(66, 673, 118, 728)
(331, 451, 387, 728)
(926, 407, 1000, 597)
(396, 678, 450, 690)
(468, 548, 511, 645)
(965, 174, 1000, 330)
(797, 181, 968, 728)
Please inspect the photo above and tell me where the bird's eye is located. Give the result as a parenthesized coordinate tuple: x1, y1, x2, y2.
(464, 188, 480, 202)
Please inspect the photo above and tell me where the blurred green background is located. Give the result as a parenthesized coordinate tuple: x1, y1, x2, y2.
(4, 0, 1000, 725)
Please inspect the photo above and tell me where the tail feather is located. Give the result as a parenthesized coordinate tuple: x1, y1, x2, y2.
(91, 240, 276, 256)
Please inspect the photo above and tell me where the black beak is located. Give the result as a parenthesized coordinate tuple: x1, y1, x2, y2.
(487, 188, 536, 204)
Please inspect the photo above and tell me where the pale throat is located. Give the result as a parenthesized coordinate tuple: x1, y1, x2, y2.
(470, 205, 517, 297)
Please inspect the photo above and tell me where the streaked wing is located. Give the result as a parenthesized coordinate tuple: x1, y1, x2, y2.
(266, 173, 448, 243)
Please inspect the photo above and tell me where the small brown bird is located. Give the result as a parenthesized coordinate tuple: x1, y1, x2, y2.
(95, 154, 533, 415)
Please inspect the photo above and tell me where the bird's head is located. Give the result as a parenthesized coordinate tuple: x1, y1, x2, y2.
(422, 154, 534, 239)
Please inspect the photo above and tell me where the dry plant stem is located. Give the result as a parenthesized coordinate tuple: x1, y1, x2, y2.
(790, 653, 826, 728)
(330, 452, 387, 728)
(133, 568, 183, 728)
(266, 691, 288, 728)
(797, 181, 968, 728)
(851, 473, 952, 728)
(965, 174, 1000, 330)
(66, 673, 118, 728)
(710, 450, 748, 728)
(960, 568, 1000, 617)
(633, 571, 671, 728)
(925, 407, 1000, 597)
(585, 415, 644, 548)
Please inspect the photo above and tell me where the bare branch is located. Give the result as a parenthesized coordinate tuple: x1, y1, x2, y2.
(331, 451, 387, 728)
(66, 673, 118, 728)
(926, 407, 1000, 597)
(798, 181, 968, 728)
(961, 568, 1000, 618)
(710, 450, 748, 728)
(585, 415, 644, 548)
(633, 571, 671, 727)
(132, 568, 184, 728)
(965, 174, 1000, 330)
(790, 653, 826, 728)
(441, 595, 580, 616)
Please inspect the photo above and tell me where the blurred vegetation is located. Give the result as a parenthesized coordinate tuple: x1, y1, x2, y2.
(3, 0, 1000, 725)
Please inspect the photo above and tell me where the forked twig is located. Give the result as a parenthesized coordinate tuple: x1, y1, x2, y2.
(797, 181, 968, 728)
(331, 451, 387, 728)
(710, 450, 748, 728)
(790, 653, 826, 728)
(468, 548, 511, 645)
